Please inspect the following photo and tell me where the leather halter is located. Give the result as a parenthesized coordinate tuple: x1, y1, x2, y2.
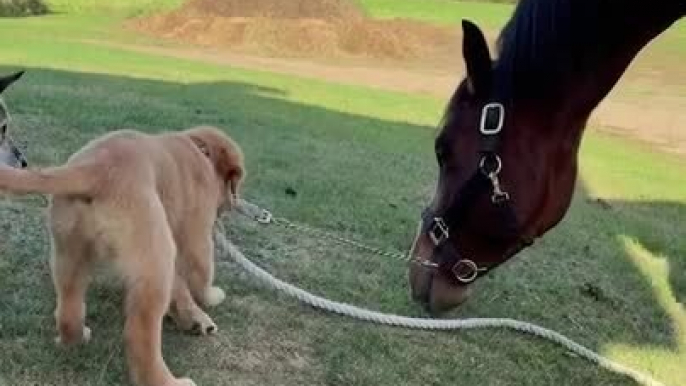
(414, 102, 531, 285)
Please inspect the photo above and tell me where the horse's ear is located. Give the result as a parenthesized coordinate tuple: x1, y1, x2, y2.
(461, 20, 492, 97)
(0, 71, 24, 95)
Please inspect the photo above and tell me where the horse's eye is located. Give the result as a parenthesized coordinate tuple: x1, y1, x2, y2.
(435, 148, 444, 166)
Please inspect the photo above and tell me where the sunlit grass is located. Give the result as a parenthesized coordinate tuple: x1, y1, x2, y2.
(0, 2, 684, 386)
(600, 238, 686, 386)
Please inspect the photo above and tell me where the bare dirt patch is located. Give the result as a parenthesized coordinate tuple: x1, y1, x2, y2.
(129, 0, 459, 62)
(92, 36, 686, 157)
(185, 0, 365, 20)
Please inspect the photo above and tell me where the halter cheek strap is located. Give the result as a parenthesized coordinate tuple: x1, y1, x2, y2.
(414, 102, 529, 285)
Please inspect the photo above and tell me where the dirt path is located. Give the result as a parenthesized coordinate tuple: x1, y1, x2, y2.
(88, 39, 460, 97)
(87, 39, 686, 157)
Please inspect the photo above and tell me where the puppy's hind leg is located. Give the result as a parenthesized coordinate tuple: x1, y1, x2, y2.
(120, 199, 195, 386)
(50, 225, 93, 347)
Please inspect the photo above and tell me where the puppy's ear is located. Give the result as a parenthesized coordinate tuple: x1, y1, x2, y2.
(190, 131, 245, 207)
(218, 146, 245, 207)
(227, 164, 244, 206)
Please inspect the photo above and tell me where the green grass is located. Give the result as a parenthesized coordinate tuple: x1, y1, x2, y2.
(356, 0, 514, 28)
(45, 0, 183, 16)
(0, 3, 685, 386)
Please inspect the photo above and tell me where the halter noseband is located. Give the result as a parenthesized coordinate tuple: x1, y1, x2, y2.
(414, 102, 528, 285)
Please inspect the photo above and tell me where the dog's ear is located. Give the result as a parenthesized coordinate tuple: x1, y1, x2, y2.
(0, 71, 25, 95)
(218, 146, 245, 206)
(191, 132, 245, 206)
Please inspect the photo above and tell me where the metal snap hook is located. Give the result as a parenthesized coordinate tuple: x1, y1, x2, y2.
(487, 172, 510, 203)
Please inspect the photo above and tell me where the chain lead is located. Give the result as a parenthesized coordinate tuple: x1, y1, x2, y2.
(231, 199, 409, 262)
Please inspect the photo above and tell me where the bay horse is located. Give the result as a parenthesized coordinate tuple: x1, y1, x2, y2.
(409, 0, 686, 314)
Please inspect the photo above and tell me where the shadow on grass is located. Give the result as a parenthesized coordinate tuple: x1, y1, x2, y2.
(0, 65, 683, 385)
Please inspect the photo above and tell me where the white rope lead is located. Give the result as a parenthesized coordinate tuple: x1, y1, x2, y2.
(214, 231, 667, 386)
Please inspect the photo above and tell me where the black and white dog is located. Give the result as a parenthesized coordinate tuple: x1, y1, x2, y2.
(0, 70, 28, 169)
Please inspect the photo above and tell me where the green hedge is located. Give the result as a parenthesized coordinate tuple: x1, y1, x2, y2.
(0, 0, 48, 16)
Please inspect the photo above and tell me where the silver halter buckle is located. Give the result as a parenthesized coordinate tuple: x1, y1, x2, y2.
(479, 102, 505, 135)
(428, 217, 449, 245)
(452, 259, 481, 284)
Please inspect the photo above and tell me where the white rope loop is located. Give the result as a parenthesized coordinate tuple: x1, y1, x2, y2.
(220, 200, 669, 386)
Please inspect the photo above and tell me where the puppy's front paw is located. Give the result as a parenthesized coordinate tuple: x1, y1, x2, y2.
(189, 312, 218, 336)
(171, 307, 218, 336)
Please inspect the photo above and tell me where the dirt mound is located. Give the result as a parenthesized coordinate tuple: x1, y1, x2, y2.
(131, 0, 458, 61)
(184, 0, 364, 21)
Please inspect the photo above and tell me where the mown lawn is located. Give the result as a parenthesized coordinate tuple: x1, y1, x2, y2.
(356, 0, 513, 28)
(0, 2, 684, 386)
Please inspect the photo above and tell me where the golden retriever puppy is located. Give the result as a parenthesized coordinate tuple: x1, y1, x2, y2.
(0, 125, 245, 386)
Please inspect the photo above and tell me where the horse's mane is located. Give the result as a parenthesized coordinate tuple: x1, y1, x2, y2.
(437, 0, 683, 132)
(493, 0, 633, 102)
(439, 0, 603, 129)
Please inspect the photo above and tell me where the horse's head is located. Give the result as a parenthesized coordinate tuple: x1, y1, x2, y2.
(408, 21, 583, 314)
(0, 70, 28, 169)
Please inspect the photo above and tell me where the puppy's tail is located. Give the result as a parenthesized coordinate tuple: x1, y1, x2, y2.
(0, 163, 98, 196)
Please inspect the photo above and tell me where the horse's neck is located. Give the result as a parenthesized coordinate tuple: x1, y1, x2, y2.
(568, 6, 685, 117)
